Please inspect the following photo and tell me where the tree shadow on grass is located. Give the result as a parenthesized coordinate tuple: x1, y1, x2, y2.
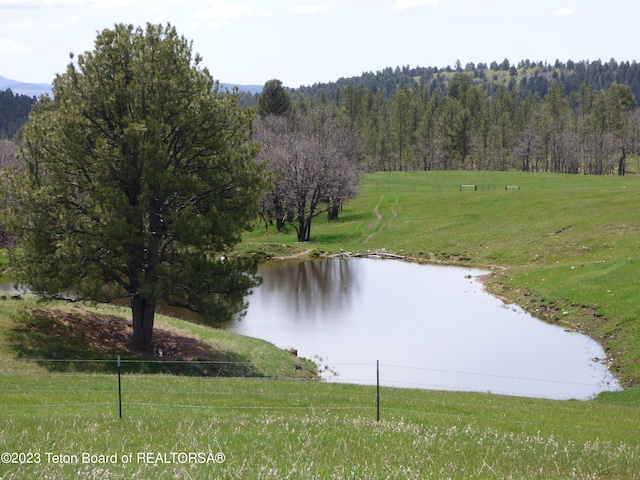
(8, 306, 263, 377)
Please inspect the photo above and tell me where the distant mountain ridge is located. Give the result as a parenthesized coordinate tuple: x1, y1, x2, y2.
(0, 75, 262, 98)
(221, 83, 263, 95)
(0, 75, 52, 98)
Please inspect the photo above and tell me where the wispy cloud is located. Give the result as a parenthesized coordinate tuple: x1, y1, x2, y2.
(295, 5, 329, 14)
(7, 15, 79, 32)
(92, 0, 138, 9)
(193, 0, 253, 26)
(0, 0, 137, 8)
(0, 0, 88, 7)
(7, 18, 46, 30)
(394, 0, 438, 10)
(0, 36, 30, 55)
(146, 0, 187, 10)
(553, 7, 576, 16)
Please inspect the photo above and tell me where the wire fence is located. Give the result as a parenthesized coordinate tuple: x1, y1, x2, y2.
(0, 356, 627, 426)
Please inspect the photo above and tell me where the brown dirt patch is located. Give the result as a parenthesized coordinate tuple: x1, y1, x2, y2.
(10, 306, 259, 376)
(22, 307, 215, 359)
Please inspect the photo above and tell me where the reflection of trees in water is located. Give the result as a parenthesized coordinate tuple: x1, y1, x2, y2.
(258, 259, 360, 321)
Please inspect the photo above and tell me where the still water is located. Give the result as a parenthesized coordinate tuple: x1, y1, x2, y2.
(224, 258, 620, 399)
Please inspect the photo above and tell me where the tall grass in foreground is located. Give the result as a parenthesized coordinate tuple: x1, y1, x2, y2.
(1, 375, 639, 479)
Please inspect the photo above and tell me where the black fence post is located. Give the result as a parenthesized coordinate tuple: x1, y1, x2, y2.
(117, 356, 122, 419)
(376, 360, 380, 422)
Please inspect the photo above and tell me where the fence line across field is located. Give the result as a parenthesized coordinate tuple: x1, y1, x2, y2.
(0, 356, 606, 387)
(0, 356, 616, 421)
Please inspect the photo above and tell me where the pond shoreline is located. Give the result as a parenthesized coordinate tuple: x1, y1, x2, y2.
(259, 245, 623, 390)
(229, 254, 620, 399)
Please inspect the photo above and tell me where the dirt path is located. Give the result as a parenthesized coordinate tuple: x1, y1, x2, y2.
(364, 195, 398, 244)
(272, 248, 315, 260)
(372, 195, 384, 221)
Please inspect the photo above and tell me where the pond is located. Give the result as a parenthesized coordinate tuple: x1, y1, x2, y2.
(223, 258, 620, 400)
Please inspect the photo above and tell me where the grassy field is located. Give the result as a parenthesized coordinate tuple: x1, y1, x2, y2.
(1, 374, 640, 479)
(2, 171, 640, 479)
(242, 171, 640, 387)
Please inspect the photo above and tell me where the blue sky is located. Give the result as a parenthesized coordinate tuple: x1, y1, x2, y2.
(0, 0, 638, 88)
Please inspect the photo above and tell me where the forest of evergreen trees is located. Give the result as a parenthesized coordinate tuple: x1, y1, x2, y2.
(240, 59, 640, 175)
(293, 58, 640, 106)
(4, 58, 640, 175)
(0, 89, 36, 139)
(339, 75, 638, 174)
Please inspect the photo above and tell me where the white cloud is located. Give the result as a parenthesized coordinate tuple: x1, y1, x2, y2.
(0, 36, 30, 55)
(7, 18, 46, 30)
(0, 0, 39, 7)
(193, 1, 252, 23)
(0, 0, 192, 8)
(0, 0, 137, 8)
(7, 15, 81, 32)
(394, 0, 437, 10)
(146, 0, 186, 10)
(553, 7, 576, 16)
(295, 5, 329, 14)
(92, 0, 138, 9)
(0, 0, 85, 7)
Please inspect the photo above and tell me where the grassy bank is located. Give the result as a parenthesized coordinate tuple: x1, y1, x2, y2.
(241, 171, 640, 386)
(0, 298, 317, 378)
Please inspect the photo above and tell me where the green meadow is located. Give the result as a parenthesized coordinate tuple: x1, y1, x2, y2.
(243, 170, 640, 386)
(1, 170, 640, 479)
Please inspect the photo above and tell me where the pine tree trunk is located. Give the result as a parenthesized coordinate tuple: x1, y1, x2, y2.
(131, 293, 156, 353)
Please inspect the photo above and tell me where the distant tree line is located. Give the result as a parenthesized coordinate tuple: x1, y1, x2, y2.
(0, 89, 32, 244)
(3, 58, 640, 192)
(294, 58, 640, 106)
(336, 76, 638, 174)
(0, 89, 36, 139)
(241, 58, 640, 175)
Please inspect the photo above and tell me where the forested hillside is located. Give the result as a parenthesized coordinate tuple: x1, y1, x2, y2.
(4, 58, 640, 175)
(294, 58, 640, 105)
(329, 74, 639, 174)
(235, 58, 640, 175)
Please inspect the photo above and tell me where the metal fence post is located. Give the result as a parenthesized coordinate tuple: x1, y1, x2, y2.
(117, 356, 122, 419)
(376, 360, 380, 422)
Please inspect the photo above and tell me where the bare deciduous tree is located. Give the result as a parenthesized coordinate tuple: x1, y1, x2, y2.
(254, 106, 361, 242)
(0, 139, 18, 170)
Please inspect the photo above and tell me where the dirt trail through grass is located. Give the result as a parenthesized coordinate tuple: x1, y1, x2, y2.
(372, 195, 384, 222)
(364, 195, 398, 244)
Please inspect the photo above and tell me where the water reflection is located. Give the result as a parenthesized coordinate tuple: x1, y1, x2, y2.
(0, 278, 28, 295)
(255, 259, 359, 323)
(226, 258, 620, 400)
